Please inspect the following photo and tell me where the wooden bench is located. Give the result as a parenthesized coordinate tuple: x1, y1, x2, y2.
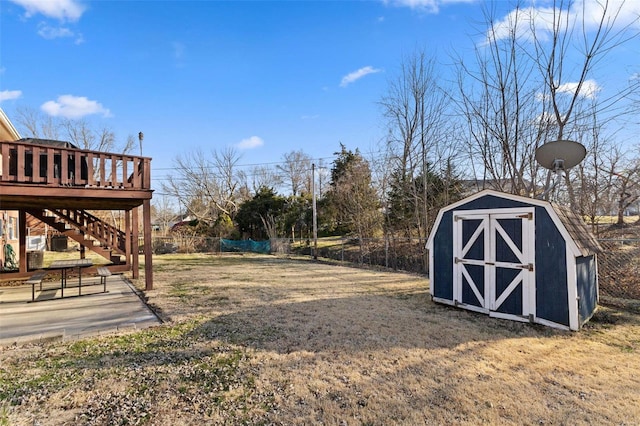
(26, 270, 48, 302)
(97, 267, 112, 292)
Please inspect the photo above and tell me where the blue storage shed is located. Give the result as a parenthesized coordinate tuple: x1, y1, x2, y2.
(426, 190, 601, 331)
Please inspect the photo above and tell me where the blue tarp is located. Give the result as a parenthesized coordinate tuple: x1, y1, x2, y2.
(220, 239, 270, 254)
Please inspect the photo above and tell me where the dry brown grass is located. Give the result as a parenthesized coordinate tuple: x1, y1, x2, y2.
(1, 253, 639, 425)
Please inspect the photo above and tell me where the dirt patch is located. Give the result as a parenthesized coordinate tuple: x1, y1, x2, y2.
(1, 253, 639, 425)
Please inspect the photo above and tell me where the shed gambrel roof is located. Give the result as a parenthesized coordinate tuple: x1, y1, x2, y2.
(551, 204, 602, 256)
(427, 190, 600, 258)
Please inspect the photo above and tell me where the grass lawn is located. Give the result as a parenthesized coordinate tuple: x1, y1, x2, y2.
(1, 253, 639, 425)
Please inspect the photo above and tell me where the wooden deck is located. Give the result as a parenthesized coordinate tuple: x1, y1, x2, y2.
(0, 139, 154, 289)
(1, 140, 151, 210)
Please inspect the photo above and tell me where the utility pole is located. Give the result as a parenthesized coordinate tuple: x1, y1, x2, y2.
(312, 163, 317, 260)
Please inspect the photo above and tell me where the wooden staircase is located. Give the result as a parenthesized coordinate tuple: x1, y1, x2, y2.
(27, 209, 126, 264)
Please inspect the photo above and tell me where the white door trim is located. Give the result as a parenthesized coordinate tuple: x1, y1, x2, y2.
(453, 208, 536, 320)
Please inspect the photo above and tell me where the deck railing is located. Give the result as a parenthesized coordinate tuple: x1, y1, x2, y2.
(0, 140, 150, 190)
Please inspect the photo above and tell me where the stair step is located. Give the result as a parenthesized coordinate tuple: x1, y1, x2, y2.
(30, 208, 127, 263)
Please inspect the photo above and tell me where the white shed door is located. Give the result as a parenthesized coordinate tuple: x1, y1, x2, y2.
(453, 209, 535, 321)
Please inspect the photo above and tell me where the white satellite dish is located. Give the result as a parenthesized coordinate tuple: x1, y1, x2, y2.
(535, 140, 586, 199)
(535, 140, 586, 172)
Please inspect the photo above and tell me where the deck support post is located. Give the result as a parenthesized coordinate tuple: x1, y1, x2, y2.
(142, 199, 153, 290)
(131, 207, 139, 278)
(18, 210, 27, 273)
(124, 208, 131, 270)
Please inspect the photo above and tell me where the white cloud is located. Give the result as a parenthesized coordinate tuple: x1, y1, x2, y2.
(301, 114, 320, 120)
(534, 111, 556, 128)
(41, 95, 111, 119)
(340, 66, 382, 88)
(484, 7, 549, 45)
(535, 79, 602, 102)
(10, 0, 86, 21)
(236, 136, 264, 150)
(0, 90, 22, 102)
(557, 79, 601, 99)
(488, 0, 640, 44)
(37, 23, 73, 39)
(383, 0, 476, 14)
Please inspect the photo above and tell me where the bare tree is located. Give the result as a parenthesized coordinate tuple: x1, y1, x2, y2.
(248, 165, 283, 194)
(161, 147, 248, 227)
(152, 195, 179, 236)
(573, 104, 615, 230)
(456, 0, 640, 207)
(14, 106, 60, 140)
(602, 146, 640, 225)
(277, 150, 312, 196)
(13, 106, 135, 154)
(379, 48, 454, 238)
(456, 5, 549, 197)
(530, 0, 640, 206)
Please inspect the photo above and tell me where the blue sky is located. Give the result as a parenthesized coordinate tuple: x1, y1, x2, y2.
(1, 0, 638, 191)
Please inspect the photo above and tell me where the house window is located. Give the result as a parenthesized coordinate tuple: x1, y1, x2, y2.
(0, 219, 4, 237)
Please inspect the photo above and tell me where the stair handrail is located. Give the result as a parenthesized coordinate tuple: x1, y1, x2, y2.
(51, 209, 126, 253)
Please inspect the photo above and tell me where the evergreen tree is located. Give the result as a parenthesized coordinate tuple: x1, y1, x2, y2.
(235, 186, 286, 239)
(322, 145, 382, 238)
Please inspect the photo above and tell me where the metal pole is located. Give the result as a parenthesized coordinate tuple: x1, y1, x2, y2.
(138, 131, 144, 156)
(312, 163, 318, 260)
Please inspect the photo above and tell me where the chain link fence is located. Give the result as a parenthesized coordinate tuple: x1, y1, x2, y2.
(597, 239, 640, 300)
(146, 236, 639, 302)
(298, 238, 429, 273)
(147, 236, 429, 271)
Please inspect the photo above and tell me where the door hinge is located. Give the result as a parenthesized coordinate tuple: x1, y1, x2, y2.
(518, 263, 534, 271)
(517, 212, 533, 220)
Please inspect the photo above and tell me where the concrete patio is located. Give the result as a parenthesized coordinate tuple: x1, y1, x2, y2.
(0, 274, 161, 346)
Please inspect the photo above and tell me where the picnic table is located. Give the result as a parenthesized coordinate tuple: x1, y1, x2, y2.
(48, 259, 93, 297)
(27, 260, 116, 302)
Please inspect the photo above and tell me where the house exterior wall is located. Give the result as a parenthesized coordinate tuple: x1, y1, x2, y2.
(1, 211, 20, 269)
(0, 108, 22, 270)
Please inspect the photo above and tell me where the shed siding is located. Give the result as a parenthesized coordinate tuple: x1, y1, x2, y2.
(433, 211, 454, 300)
(535, 207, 569, 326)
(576, 255, 598, 325)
